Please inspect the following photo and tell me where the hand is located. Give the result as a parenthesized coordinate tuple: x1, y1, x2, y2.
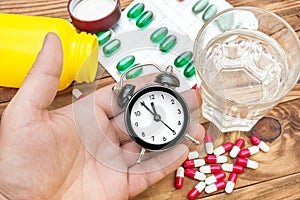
(0, 33, 205, 200)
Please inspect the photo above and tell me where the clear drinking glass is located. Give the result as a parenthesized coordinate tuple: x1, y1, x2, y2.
(194, 7, 300, 132)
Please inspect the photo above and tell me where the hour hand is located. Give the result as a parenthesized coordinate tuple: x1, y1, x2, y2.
(151, 102, 158, 115)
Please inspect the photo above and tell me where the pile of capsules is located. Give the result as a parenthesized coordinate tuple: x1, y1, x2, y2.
(175, 134, 270, 200)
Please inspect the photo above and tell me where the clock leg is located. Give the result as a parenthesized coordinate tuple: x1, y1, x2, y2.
(185, 134, 200, 145)
(136, 148, 146, 164)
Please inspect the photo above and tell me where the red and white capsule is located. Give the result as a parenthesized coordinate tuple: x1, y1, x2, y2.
(185, 169, 206, 181)
(238, 146, 260, 158)
(187, 151, 200, 160)
(183, 159, 206, 168)
(225, 173, 238, 194)
(188, 181, 206, 200)
(72, 89, 85, 99)
(205, 171, 226, 185)
(251, 135, 270, 152)
(213, 142, 234, 155)
(230, 138, 245, 158)
(205, 180, 226, 194)
(222, 164, 244, 173)
(199, 164, 222, 174)
(236, 157, 259, 169)
(204, 133, 214, 154)
(205, 155, 227, 164)
(175, 167, 184, 189)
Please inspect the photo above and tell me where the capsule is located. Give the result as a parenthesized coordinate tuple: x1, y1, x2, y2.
(175, 167, 184, 189)
(199, 164, 222, 174)
(192, 0, 209, 14)
(188, 182, 206, 200)
(183, 62, 196, 78)
(174, 51, 193, 68)
(103, 39, 121, 57)
(159, 35, 177, 53)
(250, 135, 270, 152)
(187, 151, 200, 160)
(72, 89, 85, 100)
(116, 55, 135, 73)
(126, 65, 143, 79)
(97, 30, 112, 46)
(205, 180, 226, 194)
(236, 157, 259, 169)
(150, 27, 168, 44)
(127, 3, 145, 19)
(214, 142, 234, 155)
(238, 146, 260, 158)
(204, 133, 214, 154)
(192, 84, 198, 91)
(229, 138, 245, 158)
(225, 173, 238, 194)
(202, 4, 218, 22)
(183, 159, 205, 168)
(222, 164, 244, 173)
(205, 171, 226, 185)
(185, 169, 206, 181)
(136, 10, 153, 29)
(205, 155, 227, 164)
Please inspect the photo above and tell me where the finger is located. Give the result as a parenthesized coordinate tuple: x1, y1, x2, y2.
(12, 32, 63, 111)
(127, 143, 188, 199)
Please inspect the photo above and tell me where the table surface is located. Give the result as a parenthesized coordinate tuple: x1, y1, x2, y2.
(0, 0, 300, 199)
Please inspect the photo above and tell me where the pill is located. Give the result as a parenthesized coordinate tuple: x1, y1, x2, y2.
(103, 39, 121, 57)
(192, 84, 198, 90)
(72, 89, 85, 100)
(174, 51, 193, 68)
(183, 159, 206, 168)
(116, 55, 135, 73)
(183, 62, 196, 78)
(202, 4, 218, 22)
(225, 173, 238, 194)
(250, 135, 270, 152)
(185, 169, 206, 181)
(159, 35, 177, 53)
(192, 0, 209, 14)
(97, 30, 112, 46)
(199, 164, 222, 174)
(204, 133, 214, 154)
(222, 164, 244, 173)
(150, 27, 168, 44)
(188, 182, 206, 200)
(238, 146, 260, 158)
(175, 167, 184, 189)
(188, 151, 200, 160)
(127, 3, 145, 19)
(236, 157, 259, 169)
(214, 142, 234, 155)
(205, 171, 226, 185)
(126, 65, 143, 79)
(205, 155, 227, 164)
(136, 10, 153, 29)
(229, 138, 245, 158)
(205, 180, 226, 194)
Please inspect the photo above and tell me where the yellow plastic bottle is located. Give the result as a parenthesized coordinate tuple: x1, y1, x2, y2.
(0, 13, 98, 91)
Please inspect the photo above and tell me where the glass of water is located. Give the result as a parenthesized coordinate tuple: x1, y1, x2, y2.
(194, 7, 300, 132)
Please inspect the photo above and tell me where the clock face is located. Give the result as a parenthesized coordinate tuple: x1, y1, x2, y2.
(125, 85, 189, 151)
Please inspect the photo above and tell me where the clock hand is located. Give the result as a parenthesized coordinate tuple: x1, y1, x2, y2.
(140, 102, 155, 116)
(159, 118, 176, 134)
(150, 102, 158, 115)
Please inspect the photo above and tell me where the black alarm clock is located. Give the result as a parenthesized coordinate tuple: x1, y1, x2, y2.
(113, 64, 199, 163)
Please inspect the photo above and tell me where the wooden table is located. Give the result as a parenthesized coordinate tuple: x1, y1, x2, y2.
(0, 0, 299, 199)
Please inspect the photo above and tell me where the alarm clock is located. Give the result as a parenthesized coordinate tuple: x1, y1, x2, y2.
(113, 63, 199, 163)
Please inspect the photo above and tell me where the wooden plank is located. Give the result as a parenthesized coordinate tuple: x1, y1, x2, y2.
(202, 172, 300, 200)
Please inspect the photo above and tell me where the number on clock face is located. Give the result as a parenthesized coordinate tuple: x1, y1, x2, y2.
(125, 85, 189, 150)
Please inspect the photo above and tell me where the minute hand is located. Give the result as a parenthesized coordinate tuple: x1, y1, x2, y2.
(160, 118, 176, 134)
